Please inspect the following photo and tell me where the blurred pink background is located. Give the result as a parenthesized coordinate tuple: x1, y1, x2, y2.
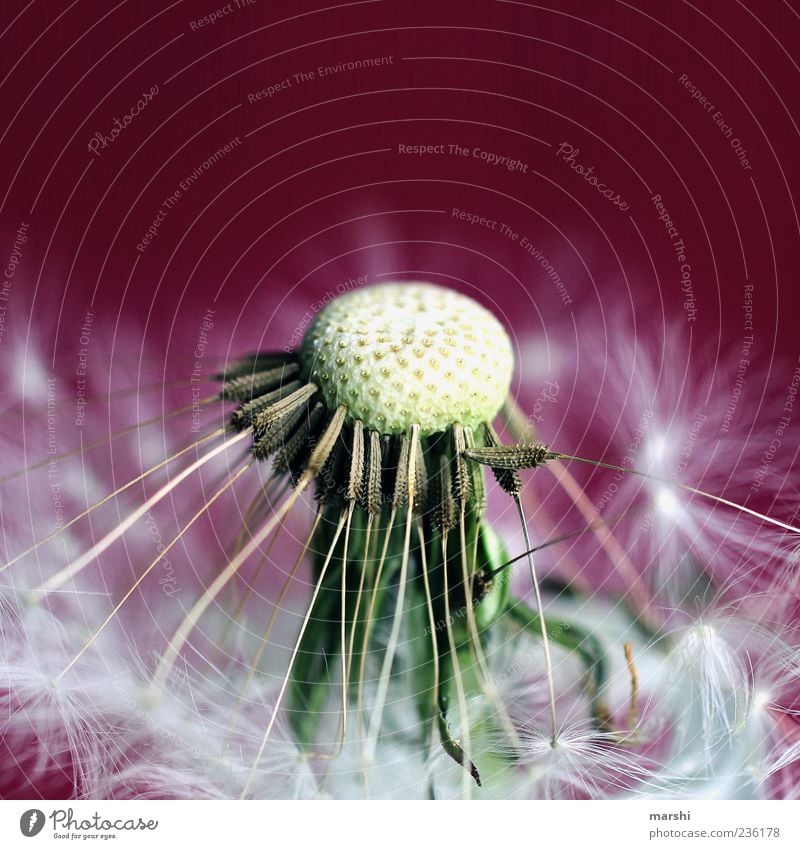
(1, 0, 798, 473)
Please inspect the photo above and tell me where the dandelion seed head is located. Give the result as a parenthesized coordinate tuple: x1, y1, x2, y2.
(3, 281, 798, 800)
(299, 283, 514, 434)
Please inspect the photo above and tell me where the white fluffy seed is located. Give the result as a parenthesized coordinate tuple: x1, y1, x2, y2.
(299, 283, 514, 435)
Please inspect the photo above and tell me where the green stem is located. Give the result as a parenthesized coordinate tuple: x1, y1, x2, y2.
(507, 603, 609, 727)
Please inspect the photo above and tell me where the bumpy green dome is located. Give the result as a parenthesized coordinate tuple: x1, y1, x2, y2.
(299, 283, 514, 435)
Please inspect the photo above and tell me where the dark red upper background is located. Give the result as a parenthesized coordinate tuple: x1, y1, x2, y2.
(1, 0, 798, 415)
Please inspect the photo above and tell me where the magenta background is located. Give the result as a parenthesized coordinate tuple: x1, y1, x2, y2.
(1, 0, 798, 428)
(1, 1, 799, 802)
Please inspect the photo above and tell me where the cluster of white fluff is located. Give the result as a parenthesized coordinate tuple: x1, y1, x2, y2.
(1, 298, 798, 800)
(1, 571, 799, 799)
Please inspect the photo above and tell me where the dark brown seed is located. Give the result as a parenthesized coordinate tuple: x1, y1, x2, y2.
(221, 362, 300, 401)
(463, 443, 555, 471)
(479, 423, 522, 496)
(315, 432, 347, 507)
(433, 454, 457, 533)
(251, 401, 311, 461)
(414, 437, 428, 512)
(392, 435, 411, 509)
(362, 430, 383, 515)
(301, 405, 348, 482)
(233, 381, 303, 430)
(450, 423, 471, 508)
(346, 420, 365, 504)
(464, 427, 486, 512)
(251, 383, 318, 437)
(273, 402, 324, 477)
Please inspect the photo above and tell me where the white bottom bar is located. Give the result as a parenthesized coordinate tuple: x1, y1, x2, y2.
(1, 799, 798, 848)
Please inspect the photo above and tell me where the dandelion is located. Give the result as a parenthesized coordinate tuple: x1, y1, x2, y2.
(1, 281, 798, 799)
